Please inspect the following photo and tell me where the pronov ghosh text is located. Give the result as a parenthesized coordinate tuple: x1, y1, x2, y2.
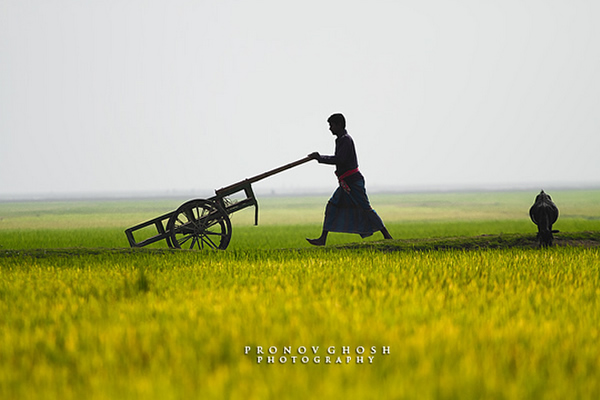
(244, 345, 391, 365)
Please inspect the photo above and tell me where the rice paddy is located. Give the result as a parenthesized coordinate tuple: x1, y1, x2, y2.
(1, 189, 599, 399)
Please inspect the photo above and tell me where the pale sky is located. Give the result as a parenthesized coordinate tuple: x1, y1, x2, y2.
(1, 0, 599, 199)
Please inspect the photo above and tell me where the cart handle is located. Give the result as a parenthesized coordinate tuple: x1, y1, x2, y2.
(215, 156, 314, 195)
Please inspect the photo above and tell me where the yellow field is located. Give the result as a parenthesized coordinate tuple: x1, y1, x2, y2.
(1, 190, 599, 399)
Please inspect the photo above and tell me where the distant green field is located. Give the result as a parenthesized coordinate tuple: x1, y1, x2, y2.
(1, 189, 599, 249)
(1, 190, 599, 399)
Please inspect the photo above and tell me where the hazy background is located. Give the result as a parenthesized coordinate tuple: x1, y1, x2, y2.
(2, 0, 599, 200)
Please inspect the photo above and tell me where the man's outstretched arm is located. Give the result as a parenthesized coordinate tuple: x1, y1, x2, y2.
(308, 152, 336, 165)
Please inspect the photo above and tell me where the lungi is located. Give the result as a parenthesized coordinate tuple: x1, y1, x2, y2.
(323, 172, 385, 238)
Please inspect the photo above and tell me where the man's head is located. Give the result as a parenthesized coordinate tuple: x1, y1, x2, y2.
(327, 113, 346, 136)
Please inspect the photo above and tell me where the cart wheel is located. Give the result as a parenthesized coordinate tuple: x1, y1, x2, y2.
(166, 199, 232, 250)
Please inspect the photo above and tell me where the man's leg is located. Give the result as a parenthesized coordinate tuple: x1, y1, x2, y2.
(381, 227, 393, 239)
(348, 178, 392, 239)
(307, 229, 329, 246)
(307, 193, 339, 246)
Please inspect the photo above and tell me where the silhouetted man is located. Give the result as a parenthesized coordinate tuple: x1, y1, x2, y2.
(307, 113, 392, 246)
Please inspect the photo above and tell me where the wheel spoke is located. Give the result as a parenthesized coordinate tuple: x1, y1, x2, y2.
(177, 234, 193, 247)
(204, 229, 226, 237)
(202, 217, 223, 230)
(176, 216, 187, 226)
(201, 234, 219, 248)
(183, 210, 194, 222)
(190, 235, 198, 250)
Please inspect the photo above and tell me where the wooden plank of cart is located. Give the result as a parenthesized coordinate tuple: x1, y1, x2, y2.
(125, 156, 314, 250)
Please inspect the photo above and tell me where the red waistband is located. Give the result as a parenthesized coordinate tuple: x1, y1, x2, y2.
(338, 168, 359, 181)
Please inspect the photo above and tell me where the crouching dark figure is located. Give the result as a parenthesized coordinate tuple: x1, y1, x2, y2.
(529, 190, 559, 247)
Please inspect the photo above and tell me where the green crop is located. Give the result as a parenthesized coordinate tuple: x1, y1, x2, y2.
(0, 190, 599, 399)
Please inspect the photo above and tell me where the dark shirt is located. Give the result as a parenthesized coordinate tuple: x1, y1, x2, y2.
(318, 131, 359, 178)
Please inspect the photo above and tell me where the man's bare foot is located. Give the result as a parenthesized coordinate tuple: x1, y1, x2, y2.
(306, 238, 326, 246)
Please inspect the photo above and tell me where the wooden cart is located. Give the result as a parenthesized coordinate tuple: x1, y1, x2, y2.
(125, 156, 313, 250)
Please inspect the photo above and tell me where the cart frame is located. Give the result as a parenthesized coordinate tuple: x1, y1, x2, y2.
(125, 156, 313, 250)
